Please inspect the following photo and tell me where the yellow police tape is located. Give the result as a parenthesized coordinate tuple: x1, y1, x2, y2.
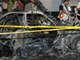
(0, 25, 80, 35)
(0, 25, 80, 29)
(0, 25, 62, 28)
(0, 27, 79, 35)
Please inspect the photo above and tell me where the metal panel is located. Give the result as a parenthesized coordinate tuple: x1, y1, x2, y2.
(62, 0, 79, 6)
(40, 0, 61, 11)
(69, 0, 79, 6)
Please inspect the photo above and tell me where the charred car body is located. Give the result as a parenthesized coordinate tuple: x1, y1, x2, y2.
(0, 0, 80, 60)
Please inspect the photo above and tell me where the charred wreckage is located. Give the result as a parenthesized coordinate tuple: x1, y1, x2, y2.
(0, 0, 80, 60)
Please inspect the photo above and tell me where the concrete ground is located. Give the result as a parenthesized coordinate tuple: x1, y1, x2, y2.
(0, 55, 80, 60)
(27, 56, 80, 60)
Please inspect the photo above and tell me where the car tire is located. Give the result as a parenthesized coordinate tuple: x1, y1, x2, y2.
(71, 36, 80, 55)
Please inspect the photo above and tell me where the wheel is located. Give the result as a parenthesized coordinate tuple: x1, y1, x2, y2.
(71, 36, 80, 55)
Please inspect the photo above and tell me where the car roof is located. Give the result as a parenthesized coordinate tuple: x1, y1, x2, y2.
(0, 10, 44, 19)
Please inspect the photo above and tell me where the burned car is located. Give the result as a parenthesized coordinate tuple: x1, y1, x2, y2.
(0, 10, 80, 60)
